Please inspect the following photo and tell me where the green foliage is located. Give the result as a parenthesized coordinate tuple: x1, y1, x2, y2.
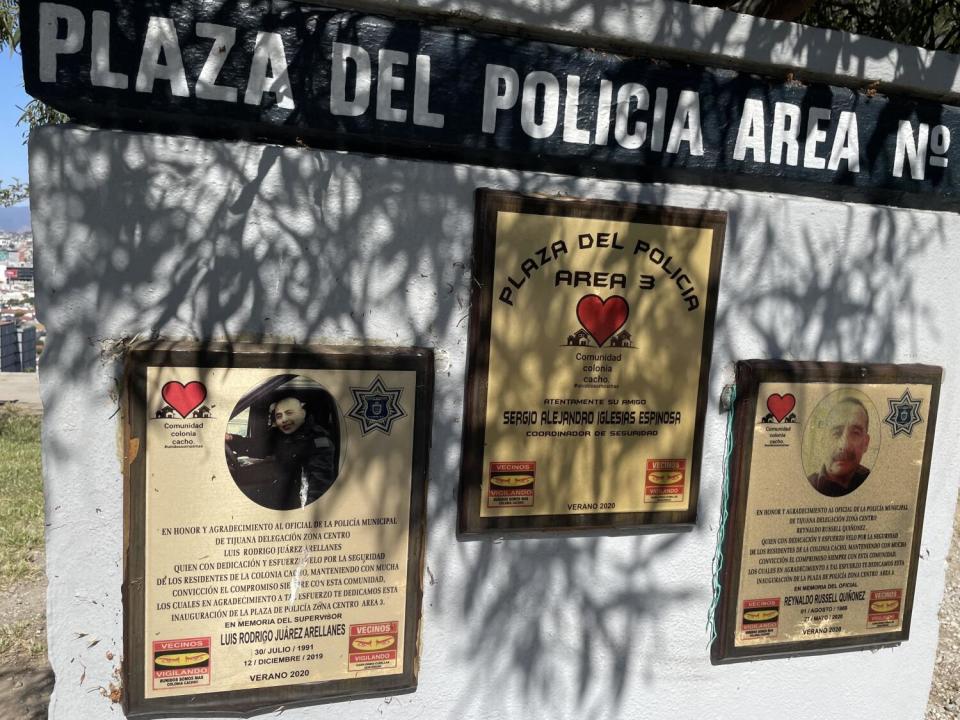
(0, 178, 28, 207)
(801, 1, 960, 53)
(18, 98, 67, 131)
(2, 0, 65, 134)
(1, 0, 65, 202)
(0, 409, 44, 584)
(1, 0, 18, 54)
(691, 0, 960, 52)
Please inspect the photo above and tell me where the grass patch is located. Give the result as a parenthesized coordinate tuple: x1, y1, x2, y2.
(0, 409, 43, 586)
(0, 617, 46, 659)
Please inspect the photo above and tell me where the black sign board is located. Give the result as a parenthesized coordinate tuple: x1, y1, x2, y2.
(20, 0, 960, 210)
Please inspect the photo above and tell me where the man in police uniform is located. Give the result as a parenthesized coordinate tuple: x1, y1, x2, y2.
(806, 396, 871, 497)
(268, 395, 336, 508)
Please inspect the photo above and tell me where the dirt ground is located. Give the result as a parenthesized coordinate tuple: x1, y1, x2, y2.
(0, 574, 52, 720)
(0, 376, 52, 719)
(0, 373, 41, 414)
(927, 501, 960, 718)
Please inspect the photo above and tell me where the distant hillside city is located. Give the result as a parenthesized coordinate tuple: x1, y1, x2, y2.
(0, 229, 40, 372)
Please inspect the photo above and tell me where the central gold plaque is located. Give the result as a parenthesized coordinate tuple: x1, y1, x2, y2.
(458, 190, 725, 536)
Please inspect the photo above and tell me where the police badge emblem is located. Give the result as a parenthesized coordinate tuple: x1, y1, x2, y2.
(883, 389, 924, 437)
(346, 375, 407, 435)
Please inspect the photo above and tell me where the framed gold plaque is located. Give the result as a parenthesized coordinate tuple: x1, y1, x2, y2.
(123, 342, 432, 716)
(712, 360, 942, 663)
(458, 190, 725, 536)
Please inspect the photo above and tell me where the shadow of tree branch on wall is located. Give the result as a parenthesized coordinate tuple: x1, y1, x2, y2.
(26, 2, 958, 716)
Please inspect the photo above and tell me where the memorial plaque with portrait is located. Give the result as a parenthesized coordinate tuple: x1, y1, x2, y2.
(458, 190, 725, 536)
(712, 360, 942, 663)
(122, 342, 432, 716)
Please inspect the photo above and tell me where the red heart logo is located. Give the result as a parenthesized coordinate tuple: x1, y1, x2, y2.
(162, 381, 207, 419)
(576, 294, 629, 348)
(766, 393, 796, 423)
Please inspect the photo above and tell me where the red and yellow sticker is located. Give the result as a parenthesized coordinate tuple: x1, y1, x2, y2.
(152, 637, 211, 690)
(348, 622, 399, 672)
(644, 459, 685, 502)
(867, 589, 903, 629)
(487, 462, 536, 507)
(740, 598, 780, 639)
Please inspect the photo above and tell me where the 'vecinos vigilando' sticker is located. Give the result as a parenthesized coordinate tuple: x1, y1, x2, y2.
(866, 589, 903, 629)
(348, 622, 399, 672)
(486, 462, 536, 507)
(644, 459, 685, 502)
(740, 599, 780, 639)
(153, 637, 211, 690)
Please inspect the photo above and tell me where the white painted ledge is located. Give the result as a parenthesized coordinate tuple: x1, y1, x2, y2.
(327, 0, 960, 102)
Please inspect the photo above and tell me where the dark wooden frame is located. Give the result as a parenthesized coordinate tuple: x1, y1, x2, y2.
(123, 341, 433, 717)
(711, 360, 943, 663)
(457, 189, 726, 538)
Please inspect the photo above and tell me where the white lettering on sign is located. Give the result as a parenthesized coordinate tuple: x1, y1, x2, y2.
(39, 2, 84, 82)
(91, 10, 126, 89)
(733, 100, 860, 171)
(652, 87, 668, 152)
(895, 121, 929, 179)
(482, 64, 519, 133)
(930, 125, 951, 166)
(803, 107, 831, 170)
(520, 71, 560, 139)
(244, 31, 294, 109)
(593, 79, 613, 146)
(770, 102, 801, 166)
(614, 83, 648, 149)
(329, 42, 444, 127)
(734, 98, 765, 162)
(195, 23, 237, 103)
(894, 121, 951, 179)
(666, 90, 704, 156)
(413, 55, 444, 128)
(482, 65, 703, 155)
(562, 75, 590, 145)
(136, 16, 189, 97)
(829, 111, 859, 172)
(377, 48, 408, 122)
(28, 1, 954, 190)
(331, 42, 371, 117)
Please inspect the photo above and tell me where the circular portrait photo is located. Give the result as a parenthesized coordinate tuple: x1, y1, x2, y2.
(801, 389, 880, 498)
(224, 374, 342, 510)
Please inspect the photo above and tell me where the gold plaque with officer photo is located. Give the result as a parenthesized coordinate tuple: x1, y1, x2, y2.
(122, 342, 433, 717)
(712, 360, 942, 663)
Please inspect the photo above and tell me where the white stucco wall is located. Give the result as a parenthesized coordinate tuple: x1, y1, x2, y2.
(30, 123, 960, 720)
(27, 2, 960, 719)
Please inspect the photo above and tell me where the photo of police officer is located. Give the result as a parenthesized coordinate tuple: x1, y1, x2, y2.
(225, 375, 341, 510)
(802, 391, 878, 498)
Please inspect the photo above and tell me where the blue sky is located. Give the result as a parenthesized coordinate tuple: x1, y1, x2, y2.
(0, 50, 32, 183)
